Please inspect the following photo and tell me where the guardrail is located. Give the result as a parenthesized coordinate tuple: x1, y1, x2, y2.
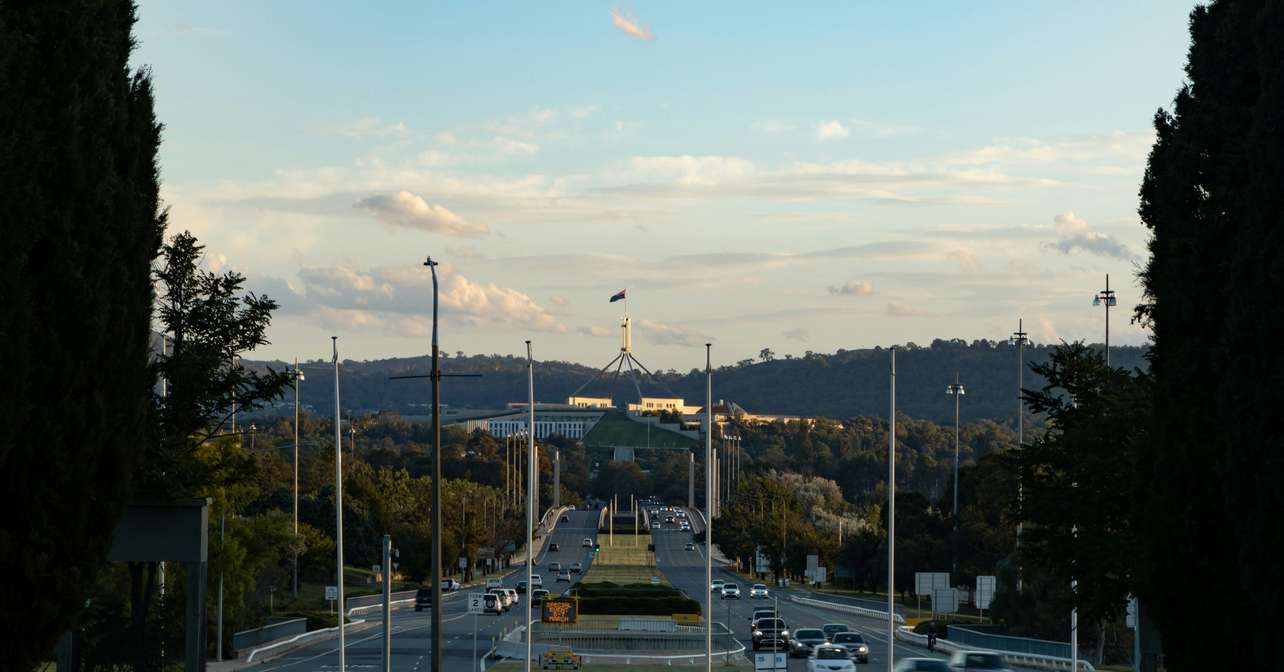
(789, 594, 906, 624)
(232, 617, 306, 653)
(245, 617, 367, 663)
(948, 625, 1072, 659)
(894, 626, 1094, 672)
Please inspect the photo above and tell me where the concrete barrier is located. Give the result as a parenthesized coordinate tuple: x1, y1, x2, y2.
(789, 594, 906, 624)
(232, 617, 306, 653)
(893, 626, 1095, 672)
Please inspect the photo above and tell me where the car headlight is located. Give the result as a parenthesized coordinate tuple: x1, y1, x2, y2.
(781, 630, 789, 637)
(753, 630, 762, 637)
(858, 645, 869, 653)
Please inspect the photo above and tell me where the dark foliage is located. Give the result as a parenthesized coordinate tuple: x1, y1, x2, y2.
(0, 1, 164, 667)
(1135, 1, 1284, 668)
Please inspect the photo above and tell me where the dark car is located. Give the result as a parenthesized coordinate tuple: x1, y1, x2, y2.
(549, 561, 562, 572)
(549, 542, 560, 552)
(570, 561, 583, 574)
(893, 660, 951, 672)
(414, 587, 432, 612)
(832, 632, 870, 663)
(822, 623, 850, 639)
(790, 628, 829, 658)
(516, 580, 528, 593)
(532, 588, 549, 604)
(947, 652, 1012, 671)
(752, 617, 790, 652)
(560, 515, 570, 523)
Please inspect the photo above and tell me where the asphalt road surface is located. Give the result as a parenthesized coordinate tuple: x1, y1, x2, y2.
(252, 509, 602, 671)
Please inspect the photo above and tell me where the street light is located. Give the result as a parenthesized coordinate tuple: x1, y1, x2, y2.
(946, 374, 965, 575)
(1093, 274, 1117, 366)
(291, 359, 305, 597)
(1009, 320, 1029, 593)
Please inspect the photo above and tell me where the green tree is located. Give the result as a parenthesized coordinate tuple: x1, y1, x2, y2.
(0, 1, 164, 666)
(1135, 1, 1284, 668)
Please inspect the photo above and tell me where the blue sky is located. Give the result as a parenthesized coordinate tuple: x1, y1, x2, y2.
(134, 1, 1193, 368)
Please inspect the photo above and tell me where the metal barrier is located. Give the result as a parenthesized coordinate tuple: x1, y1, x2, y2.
(232, 617, 306, 653)
(894, 626, 1095, 672)
(789, 594, 906, 624)
(245, 617, 367, 663)
(347, 589, 417, 612)
(948, 625, 1071, 659)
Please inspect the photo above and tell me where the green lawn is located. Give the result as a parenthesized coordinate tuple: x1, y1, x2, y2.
(583, 411, 697, 450)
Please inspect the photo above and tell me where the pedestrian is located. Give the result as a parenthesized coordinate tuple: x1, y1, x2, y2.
(927, 624, 936, 652)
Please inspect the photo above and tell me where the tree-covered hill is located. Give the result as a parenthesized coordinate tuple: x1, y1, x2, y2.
(247, 339, 1148, 425)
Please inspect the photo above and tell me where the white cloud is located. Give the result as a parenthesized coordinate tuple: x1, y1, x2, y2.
(947, 248, 982, 272)
(320, 117, 409, 139)
(611, 8, 655, 41)
(827, 280, 874, 296)
(815, 120, 850, 141)
(942, 130, 1155, 168)
(753, 120, 795, 134)
(570, 105, 602, 119)
(847, 119, 922, 138)
(354, 191, 488, 236)
(886, 302, 935, 318)
(578, 325, 612, 338)
(636, 319, 708, 347)
(1036, 317, 1060, 343)
(549, 295, 568, 307)
(621, 155, 756, 186)
(1045, 211, 1133, 260)
(492, 136, 540, 156)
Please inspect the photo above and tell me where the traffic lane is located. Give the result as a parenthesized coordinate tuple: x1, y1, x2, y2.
(652, 526, 946, 671)
(256, 511, 600, 669)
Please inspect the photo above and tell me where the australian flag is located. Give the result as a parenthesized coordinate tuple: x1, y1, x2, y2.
(609, 289, 627, 303)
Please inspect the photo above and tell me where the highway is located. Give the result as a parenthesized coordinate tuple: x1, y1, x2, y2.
(651, 513, 950, 671)
(252, 509, 602, 671)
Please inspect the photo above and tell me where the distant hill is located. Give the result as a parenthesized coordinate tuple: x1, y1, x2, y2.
(244, 339, 1148, 426)
(245, 341, 1150, 426)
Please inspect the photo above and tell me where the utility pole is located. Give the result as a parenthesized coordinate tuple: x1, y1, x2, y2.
(553, 449, 560, 509)
(946, 372, 965, 576)
(1094, 274, 1117, 367)
(333, 337, 346, 671)
(887, 347, 896, 672)
(382, 534, 392, 672)
(525, 341, 535, 672)
(1011, 320, 1029, 594)
(292, 359, 304, 596)
(426, 259, 443, 672)
(704, 343, 713, 672)
(688, 451, 695, 510)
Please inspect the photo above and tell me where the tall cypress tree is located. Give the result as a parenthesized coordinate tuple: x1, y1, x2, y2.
(1137, 0, 1282, 668)
(0, 1, 164, 667)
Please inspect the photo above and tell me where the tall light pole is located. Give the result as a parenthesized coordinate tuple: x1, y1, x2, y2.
(525, 340, 536, 672)
(688, 451, 695, 510)
(946, 373, 965, 575)
(704, 343, 713, 672)
(292, 359, 304, 597)
(887, 347, 896, 672)
(333, 336, 346, 671)
(425, 257, 444, 672)
(1093, 274, 1117, 367)
(1010, 320, 1029, 593)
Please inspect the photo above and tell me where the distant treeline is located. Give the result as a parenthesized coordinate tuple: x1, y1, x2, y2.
(246, 339, 1148, 426)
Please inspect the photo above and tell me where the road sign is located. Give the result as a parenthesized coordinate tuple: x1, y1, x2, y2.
(371, 564, 381, 574)
(915, 572, 950, 597)
(933, 587, 959, 614)
(755, 652, 787, 670)
(975, 575, 997, 610)
(325, 585, 338, 601)
(1126, 595, 1137, 628)
(755, 547, 770, 573)
(542, 597, 579, 624)
(458, 557, 468, 570)
(468, 592, 485, 615)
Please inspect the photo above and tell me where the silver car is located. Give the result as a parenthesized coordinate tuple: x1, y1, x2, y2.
(947, 651, 1012, 672)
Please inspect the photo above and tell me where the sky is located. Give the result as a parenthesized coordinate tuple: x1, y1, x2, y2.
(133, 1, 1193, 369)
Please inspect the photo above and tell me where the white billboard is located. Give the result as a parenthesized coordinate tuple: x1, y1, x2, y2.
(915, 572, 950, 597)
(975, 575, 997, 610)
(933, 587, 959, 614)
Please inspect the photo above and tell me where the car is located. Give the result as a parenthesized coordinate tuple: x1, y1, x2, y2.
(685, 543, 696, 551)
(651, 522, 661, 529)
(532, 588, 550, 604)
(516, 580, 529, 593)
(751, 607, 778, 623)
(482, 592, 502, 614)
(582, 537, 592, 548)
(946, 652, 1012, 671)
(486, 578, 503, 590)
(749, 583, 769, 598)
(487, 588, 511, 611)
(790, 628, 829, 658)
(892, 659, 951, 672)
(807, 645, 857, 672)
(822, 623, 850, 639)
(502, 587, 519, 606)
(441, 578, 461, 591)
(570, 562, 583, 574)
(549, 561, 562, 572)
(549, 542, 560, 552)
(831, 632, 870, 664)
(720, 584, 741, 599)
(751, 617, 790, 652)
(710, 579, 726, 593)
(560, 515, 570, 523)
(557, 570, 571, 582)
(414, 587, 433, 612)
(531, 574, 543, 587)
(568, 505, 576, 510)
(665, 516, 675, 524)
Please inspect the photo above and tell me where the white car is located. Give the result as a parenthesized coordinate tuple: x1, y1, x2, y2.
(487, 588, 511, 611)
(502, 587, 519, 605)
(807, 645, 857, 672)
(947, 652, 1013, 672)
(749, 583, 769, 598)
(710, 579, 726, 593)
(582, 537, 592, 548)
(720, 584, 741, 599)
(530, 574, 543, 588)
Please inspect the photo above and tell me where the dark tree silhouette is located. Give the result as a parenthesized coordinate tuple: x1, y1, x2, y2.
(0, 1, 164, 667)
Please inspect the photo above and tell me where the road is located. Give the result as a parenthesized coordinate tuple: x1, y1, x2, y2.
(252, 509, 602, 671)
(651, 513, 949, 671)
